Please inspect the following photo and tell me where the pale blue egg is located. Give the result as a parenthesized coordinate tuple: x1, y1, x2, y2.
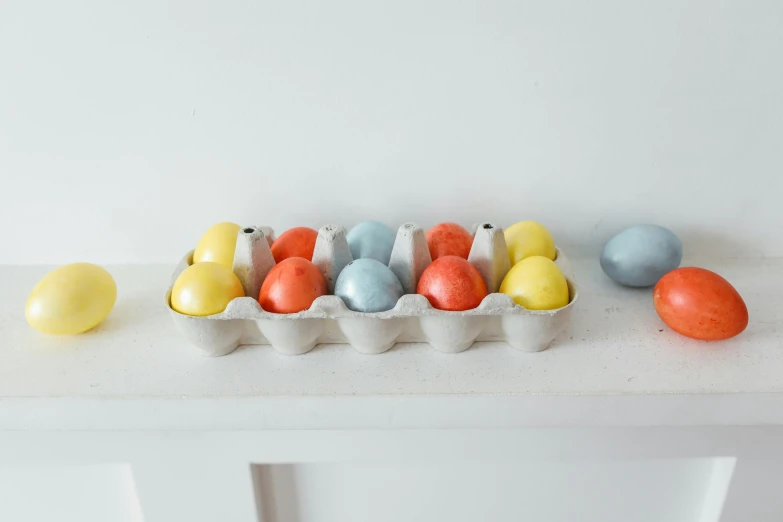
(334, 258, 404, 312)
(346, 221, 396, 265)
(601, 224, 682, 287)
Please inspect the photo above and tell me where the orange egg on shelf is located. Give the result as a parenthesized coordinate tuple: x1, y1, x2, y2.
(417, 256, 488, 311)
(258, 257, 327, 314)
(653, 267, 748, 341)
(270, 227, 318, 263)
(426, 223, 473, 260)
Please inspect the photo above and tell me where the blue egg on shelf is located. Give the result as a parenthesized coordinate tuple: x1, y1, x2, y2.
(600, 224, 683, 287)
(346, 221, 396, 265)
(334, 258, 404, 313)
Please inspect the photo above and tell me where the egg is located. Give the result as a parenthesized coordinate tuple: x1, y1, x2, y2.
(334, 258, 404, 313)
(171, 262, 245, 316)
(346, 221, 396, 265)
(258, 257, 327, 314)
(417, 256, 487, 311)
(426, 223, 473, 260)
(654, 267, 748, 340)
(504, 221, 556, 265)
(193, 222, 242, 268)
(499, 256, 569, 310)
(270, 227, 318, 263)
(601, 224, 682, 287)
(26, 263, 117, 335)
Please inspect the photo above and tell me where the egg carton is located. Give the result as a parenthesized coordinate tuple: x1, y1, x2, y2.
(166, 223, 579, 356)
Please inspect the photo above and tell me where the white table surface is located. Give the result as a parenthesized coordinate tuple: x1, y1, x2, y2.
(1, 257, 781, 430)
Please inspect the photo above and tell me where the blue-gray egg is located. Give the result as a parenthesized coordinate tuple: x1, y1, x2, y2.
(601, 225, 682, 287)
(346, 221, 396, 265)
(334, 258, 404, 312)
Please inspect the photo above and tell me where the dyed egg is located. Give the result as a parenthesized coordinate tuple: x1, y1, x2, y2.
(193, 222, 241, 268)
(426, 223, 473, 260)
(171, 262, 244, 316)
(601, 224, 682, 287)
(504, 221, 556, 265)
(654, 267, 748, 341)
(346, 221, 396, 265)
(417, 256, 487, 311)
(271, 227, 318, 263)
(334, 258, 403, 313)
(26, 263, 117, 335)
(259, 257, 327, 314)
(500, 256, 569, 310)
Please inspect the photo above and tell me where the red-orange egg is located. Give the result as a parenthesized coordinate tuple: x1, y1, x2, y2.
(270, 227, 318, 263)
(653, 267, 748, 341)
(417, 256, 488, 311)
(258, 257, 327, 314)
(426, 223, 473, 260)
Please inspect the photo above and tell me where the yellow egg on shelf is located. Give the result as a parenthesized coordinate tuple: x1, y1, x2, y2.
(499, 256, 569, 311)
(26, 263, 117, 335)
(170, 262, 245, 316)
(504, 221, 556, 265)
(193, 222, 241, 268)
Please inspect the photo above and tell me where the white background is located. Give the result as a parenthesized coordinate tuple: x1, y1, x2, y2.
(1, 3, 782, 520)
(1, 0, 782, 264)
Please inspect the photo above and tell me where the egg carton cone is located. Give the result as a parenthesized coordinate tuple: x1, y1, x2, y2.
(166, 223, 579, 356)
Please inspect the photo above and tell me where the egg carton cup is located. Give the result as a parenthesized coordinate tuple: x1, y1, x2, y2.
(166, 223, 579, 356)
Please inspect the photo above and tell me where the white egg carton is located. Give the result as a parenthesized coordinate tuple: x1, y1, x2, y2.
(166, 223, 579, 356)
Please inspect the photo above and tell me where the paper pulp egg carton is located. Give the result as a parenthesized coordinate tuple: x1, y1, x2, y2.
(166, 223, 579, 356)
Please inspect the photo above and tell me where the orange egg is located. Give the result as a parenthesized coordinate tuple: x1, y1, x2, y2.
(270, 227, 318, 263)
(417, 256, 487, 311)
(426, 223, 473, 260)
(258, 257, 327, 314)
(653, 267, 748, 341)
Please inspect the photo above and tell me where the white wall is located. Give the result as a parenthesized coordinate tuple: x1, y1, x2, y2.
(1, 0, 781, 264)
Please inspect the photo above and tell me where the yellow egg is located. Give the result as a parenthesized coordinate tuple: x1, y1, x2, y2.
(26, 263, 117, 335)
(499, 256, 569, 311)
(504, 221, 556, 265)
(170, 262, 245, 316)
(193, 222, 241, 268)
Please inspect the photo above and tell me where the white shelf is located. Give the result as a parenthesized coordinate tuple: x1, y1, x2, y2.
(1, 257, 781, 430)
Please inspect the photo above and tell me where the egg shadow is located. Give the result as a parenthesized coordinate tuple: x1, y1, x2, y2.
(549, 256, 664, 351)
(85, 294, 160, 336)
